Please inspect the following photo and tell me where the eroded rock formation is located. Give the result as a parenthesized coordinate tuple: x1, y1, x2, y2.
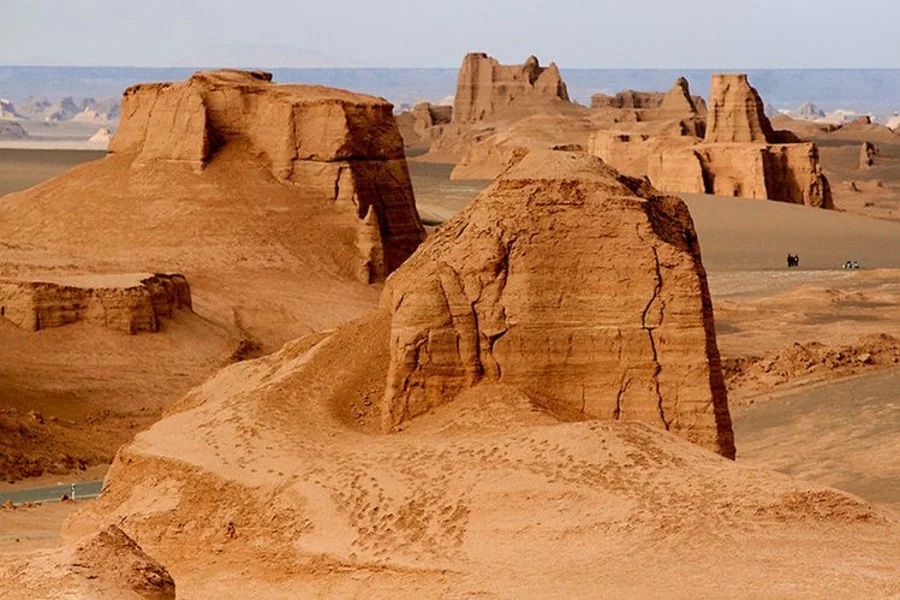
(0, 525, 175, 599)
(0, 273, 191, 334)
(591, 74, 833, 208)
(452, 53, 570, 124)
(591, 79, 708, 115)
(860, 141, 877, 169)
(110, 69, 424, 276)
(705, 74, 775, 143)
(381, 150, 735, 458)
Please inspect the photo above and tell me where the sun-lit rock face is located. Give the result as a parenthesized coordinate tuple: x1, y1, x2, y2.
(381, 150, 736, 458)
(451, 53, 570, 124)
(106, 69, 425, 277)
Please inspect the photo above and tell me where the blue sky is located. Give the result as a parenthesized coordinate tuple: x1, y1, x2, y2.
(2, 0, 899, 68)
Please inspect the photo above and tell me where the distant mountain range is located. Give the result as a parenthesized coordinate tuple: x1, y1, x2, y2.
(2, 66, 900, 118)
(0, 93, 119, 124)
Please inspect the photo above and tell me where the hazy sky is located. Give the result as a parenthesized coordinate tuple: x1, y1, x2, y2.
(3, 0, 900, 68)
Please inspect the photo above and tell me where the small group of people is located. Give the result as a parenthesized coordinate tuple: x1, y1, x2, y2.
(843, 260, 861, 269)
(786, 253, 800, 268)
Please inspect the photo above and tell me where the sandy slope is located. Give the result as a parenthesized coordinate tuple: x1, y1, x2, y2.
(53, 317, 900, 597)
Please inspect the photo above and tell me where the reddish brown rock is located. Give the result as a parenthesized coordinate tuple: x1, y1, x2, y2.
(382, 150, 735, 458)
(452, 53, 570, 124)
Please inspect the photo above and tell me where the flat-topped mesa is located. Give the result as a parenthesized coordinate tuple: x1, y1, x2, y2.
(381, 150, 735, 458)
(108, 69, 424, 277)
(452, 53, 570, 124)
(0, 273, 192, 334)
(705, 74, 776, 143)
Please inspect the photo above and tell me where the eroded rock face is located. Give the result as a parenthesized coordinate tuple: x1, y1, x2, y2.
(110, 69, 424, 276)
(452, 53, 570, 124)
(0, 525, 175, 599)
(860, 141, 877, 169)
(0, 273, 191, 334)
(381, 151, 735, 458)
(705, 74, 775, 144)
(590, 74, 833, 208)
(591, 80, 707, 115)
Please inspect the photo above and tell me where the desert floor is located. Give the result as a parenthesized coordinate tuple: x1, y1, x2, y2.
(1, 148, 898, 556)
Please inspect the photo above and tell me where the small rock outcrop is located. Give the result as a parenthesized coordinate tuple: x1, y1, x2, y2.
(109, 69, 424, 276)
(0, 273, 191, 334)
(452, 53, 570, 124)
(0, 525, 175, 599)
(591, 81, 707, 115)
(381, 150, 736, 458)
(860, 141, 878, 169)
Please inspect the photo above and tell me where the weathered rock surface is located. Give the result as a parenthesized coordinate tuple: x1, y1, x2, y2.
(382, 150, 735, 458)
(105, 69, 424, 277)
(860, 141, 877, 169)
(591, 74, 833, 208)
(0, 525, 175, 599)
(0, 273, 191, 334)
(705, 74, 775, 143)
(452, 53, 570, 124)
(591, 80, 707, 115)
(395, 101, 453, 147)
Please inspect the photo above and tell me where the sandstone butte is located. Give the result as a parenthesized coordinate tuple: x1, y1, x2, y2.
(590, 74, 834, 208)
(47, 150, 900, 597)
(0, 273, 191, 334)
(383, 151, 735, 458)
(0, 69, 426, 347)
(422, 53, 576, 163)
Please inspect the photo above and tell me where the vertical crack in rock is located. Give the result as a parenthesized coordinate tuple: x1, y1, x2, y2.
(641, 246, 670, 430)
(613, 372, 632, 420)
(334, 165, 344, 202)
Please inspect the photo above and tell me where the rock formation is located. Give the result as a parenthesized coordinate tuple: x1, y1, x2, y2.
(108, 69, 424, 277)
(591, 74, 833, 208)
(89, 126, 112, 143)
(395, 101, 452, 147)
(0, 98, 24, 120)
(860, 141, 877, 169)
(591, 80, 708, 115)
(0, 120, 28, 139)
(0, 525, 175, 599)
(451, 53, 570, 124)
(0, 273, 191, 334)
(705, 74, 775, 144)
(383, 150, 735, 458)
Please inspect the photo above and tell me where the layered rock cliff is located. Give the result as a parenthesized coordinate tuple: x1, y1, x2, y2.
(590, 74, 833, 208)
(451, 53, 570, 124)
(382, 150, 735, 458)
(0, 273, 192, 334)
(110, 69, 424, 277)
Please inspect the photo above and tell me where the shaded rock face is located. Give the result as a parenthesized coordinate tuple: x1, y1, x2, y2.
(381, 151, 735, 458)
(860, 141, 877, 169)
(452, 53, 570, 124)
(0, 120, 28, 140)
(705, 74, 776, 144)
(110, 69, 424, 276)
(0, 273, 192, 334)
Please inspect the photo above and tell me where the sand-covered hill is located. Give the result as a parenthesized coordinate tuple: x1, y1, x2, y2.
(30, 151, 898, 598)
(0, 69, 425, 482)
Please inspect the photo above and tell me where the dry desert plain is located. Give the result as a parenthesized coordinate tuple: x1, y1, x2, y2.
(0, 64, 899, 597)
